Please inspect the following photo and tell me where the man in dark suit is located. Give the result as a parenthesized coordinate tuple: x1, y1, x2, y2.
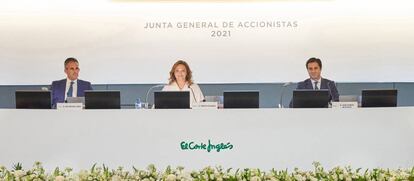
(290, 57, 339, 107)
(51, 57, 92, 108)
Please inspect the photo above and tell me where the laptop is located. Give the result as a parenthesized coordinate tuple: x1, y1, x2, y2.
(154, 91, 190, 109)
(85, 90, 121, 109)
(223, 91, 259, 108)
(361, 89, 397, 107)
(15, 90, 51, 109)
(292, 90, 330, 108)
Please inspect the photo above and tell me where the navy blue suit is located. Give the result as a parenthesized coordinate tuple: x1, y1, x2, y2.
(289, 78, 339, 108)
(51, 79, 92, 108)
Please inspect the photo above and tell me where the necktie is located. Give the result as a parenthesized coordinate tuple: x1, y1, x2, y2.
(314, 81, 319, 90)
(67, 81, 74, 98)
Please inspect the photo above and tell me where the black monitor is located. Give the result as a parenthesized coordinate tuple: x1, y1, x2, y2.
(223, 91, 259, 108)
(15, 90, 51, 109)
(85, 90, 121, 109)
(154, 91, 190, 109)
(361, 89, 397, 107)
(292, 90, 330, 108)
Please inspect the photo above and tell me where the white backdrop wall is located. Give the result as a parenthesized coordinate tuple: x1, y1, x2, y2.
(0, 0, 413, 85)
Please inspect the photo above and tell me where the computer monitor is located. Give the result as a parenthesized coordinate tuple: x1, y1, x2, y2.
(154, 91, 190, 109)
(15, 90, 51, 109)
(223, 91, 259, 108)
(85, 90, 120, 109)
(292, 90, 330, 108)
(361, 89, 397, 107)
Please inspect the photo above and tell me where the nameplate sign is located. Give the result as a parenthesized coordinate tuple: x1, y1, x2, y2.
(191, 102, 218, 109)
(332, 102, 358, 109)
(57, 103, 83, 110)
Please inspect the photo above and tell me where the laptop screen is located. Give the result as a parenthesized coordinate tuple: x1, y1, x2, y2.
(154, 91, 190, 109)
(15, 90, 51, 109)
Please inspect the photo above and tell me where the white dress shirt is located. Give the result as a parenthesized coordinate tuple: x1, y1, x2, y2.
(64, 78, 78, 100)
(162, 82, 205, 106)
(311, 78, 322, 90)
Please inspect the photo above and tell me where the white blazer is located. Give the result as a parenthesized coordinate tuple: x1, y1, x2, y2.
(162, 82, 205, 105)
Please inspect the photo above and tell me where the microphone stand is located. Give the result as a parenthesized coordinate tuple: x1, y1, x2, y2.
(278, 82, 293, 108)
(188, 85, 198, 103)
(145, 84, 165, 108)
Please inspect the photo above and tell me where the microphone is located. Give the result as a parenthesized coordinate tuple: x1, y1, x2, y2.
(326, 81, 335, 104)
(188, 85, 199, 103)
(145, 84, 165, 106)
(278, 82, 294, 108)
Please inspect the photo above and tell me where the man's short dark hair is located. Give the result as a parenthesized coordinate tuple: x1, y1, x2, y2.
(64, 57, 78, 68)
(306, 57, 322, 69)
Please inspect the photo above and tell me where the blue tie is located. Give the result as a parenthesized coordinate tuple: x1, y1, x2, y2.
(67, 81, 74, 98)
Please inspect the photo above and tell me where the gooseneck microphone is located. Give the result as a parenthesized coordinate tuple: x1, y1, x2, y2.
(188, 85, 199, 103)
(326, 81, 335, 103)
(145, 84, 165, 106)
(278, 82, 294, 108)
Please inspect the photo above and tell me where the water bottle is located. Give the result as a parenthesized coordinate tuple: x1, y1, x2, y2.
(135, 98, 142, 109)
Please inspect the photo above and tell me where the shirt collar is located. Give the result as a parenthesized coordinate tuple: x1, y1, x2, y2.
(67, 78, 77, 84)
(310, 77, 322, 83)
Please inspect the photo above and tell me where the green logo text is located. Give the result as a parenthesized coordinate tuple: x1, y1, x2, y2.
(180, 140, 234, 152)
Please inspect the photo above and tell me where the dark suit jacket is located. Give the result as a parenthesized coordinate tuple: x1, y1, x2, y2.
(289, 78, 339, 108)
(51, 79, 92, 108)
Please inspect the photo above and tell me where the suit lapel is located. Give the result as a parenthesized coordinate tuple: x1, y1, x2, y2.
(305, 79, 313, 89)
(76, 80, 81, 96)
(59, 79, 66, 101)
(320, 79, 326, 89)
(77, 80, 86, 97)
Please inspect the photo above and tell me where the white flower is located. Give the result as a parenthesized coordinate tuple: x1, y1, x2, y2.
(111, 175, 122, 181)
(309, 176, 318, 181)
(166, 174, 177, 181)
(332, 174, 338, 181)
(400, 171, 410, 178)
(77, 170, 89, 180)
(388, 177, 396, 181)
(55, 176, 65, 181)
(177, 172, 193, 181)
(293, 174, 306, 181)
(14, 170, 25, 178)
(250, 176, 261, 181)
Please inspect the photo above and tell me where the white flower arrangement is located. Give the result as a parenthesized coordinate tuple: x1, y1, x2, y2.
(0, 162, 412, 181)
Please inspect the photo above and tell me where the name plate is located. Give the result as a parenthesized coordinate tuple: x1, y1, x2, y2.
(57, 103, 83, 110)
(332, 102, 358, 109)
(191, 102, 218, 109)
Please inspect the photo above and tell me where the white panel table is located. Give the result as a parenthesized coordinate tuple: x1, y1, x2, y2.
(1, 108, 414, 171)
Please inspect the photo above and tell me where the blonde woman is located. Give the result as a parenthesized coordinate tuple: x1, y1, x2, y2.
(162, 60, 205, 105)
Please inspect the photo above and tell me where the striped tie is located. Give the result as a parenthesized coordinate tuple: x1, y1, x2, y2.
(314, 81, 319, 90)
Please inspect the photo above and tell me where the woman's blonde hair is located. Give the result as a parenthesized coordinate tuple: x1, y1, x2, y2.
(168, 60, 193, 85)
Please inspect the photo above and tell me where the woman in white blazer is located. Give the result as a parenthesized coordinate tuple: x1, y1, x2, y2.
(162, 60, 205, 105)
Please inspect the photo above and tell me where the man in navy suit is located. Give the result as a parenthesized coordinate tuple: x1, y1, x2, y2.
(51, 57, 92, 108)
(290, 57, 339, 108)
